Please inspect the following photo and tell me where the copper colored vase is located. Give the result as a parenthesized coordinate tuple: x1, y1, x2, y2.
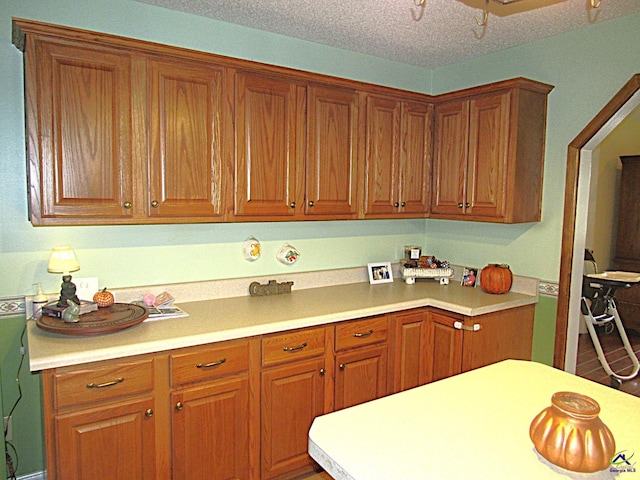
(529, 391, 615, 473)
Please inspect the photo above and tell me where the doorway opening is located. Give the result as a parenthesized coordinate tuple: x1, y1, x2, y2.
(555, 74, 640, 372)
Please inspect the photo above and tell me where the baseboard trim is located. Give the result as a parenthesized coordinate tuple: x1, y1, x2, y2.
(17, 471, 46, 480)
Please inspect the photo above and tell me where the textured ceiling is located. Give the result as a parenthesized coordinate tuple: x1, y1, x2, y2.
(132, 0, 640, 68)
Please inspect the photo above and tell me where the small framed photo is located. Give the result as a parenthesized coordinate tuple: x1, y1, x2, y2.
(368, 262, 394, 284)
(461, 267, 478, 287)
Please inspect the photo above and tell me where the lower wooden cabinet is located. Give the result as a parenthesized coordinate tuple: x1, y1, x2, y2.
(41, 305, 534, 480)
(172, 377, 250, 480)
(426, 305, 535, 383)
(335, 344, 388, 410)
(54, 397, 156, 480)
(427, 309, 465, 382)
(391, 309, 429, 392)
(261, 358, 326, 479)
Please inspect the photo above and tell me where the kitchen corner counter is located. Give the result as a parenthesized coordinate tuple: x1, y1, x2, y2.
(27, 279, 537, 371)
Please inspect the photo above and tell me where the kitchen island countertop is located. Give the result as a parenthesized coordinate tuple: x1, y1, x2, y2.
(309, 359, 640, 479)
(27, 279, 536, 371)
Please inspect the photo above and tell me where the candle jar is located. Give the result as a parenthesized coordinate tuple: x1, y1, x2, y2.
(529, 391, 615, 473)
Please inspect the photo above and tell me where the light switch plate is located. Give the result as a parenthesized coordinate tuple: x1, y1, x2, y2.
(74, 277, 99, 301)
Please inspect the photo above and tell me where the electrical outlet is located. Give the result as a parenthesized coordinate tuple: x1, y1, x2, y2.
(3, 415, 12, 441)
(74, 277, 99, 301)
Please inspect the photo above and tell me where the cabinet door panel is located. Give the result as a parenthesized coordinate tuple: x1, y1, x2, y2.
(235, 73, 299, 217)
(172, 377, 249, 480)
(148, 58, 224, 217)
(467, 92, 510, 218)
(335, 344, 388, 410)
(392, 309, 428, 393)
(400, 101, 432, 214)
(55, 397, 155, 480)
(261, 358, 325, 479)
(364, 95, 401, 215)
(461, 305, 534, 372)
(432, 100, 469, 215)
(306, 85, 359, 217)
(30, 39, 134, 220)
(426, 312, 463, 382)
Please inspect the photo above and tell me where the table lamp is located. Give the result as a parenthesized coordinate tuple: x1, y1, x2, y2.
(48, 246, 81, 308)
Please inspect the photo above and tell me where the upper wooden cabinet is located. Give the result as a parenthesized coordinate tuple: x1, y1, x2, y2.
(14, 20, 553, 226)
(305, 84, 360, 218)
(432, 79, 553, 223)
(14, 19, 229, 225)
(234, 72, 303, 219)
(22, 35, 136, 223)
(146, 57, 226, 219)
(363, 95, 432, 217)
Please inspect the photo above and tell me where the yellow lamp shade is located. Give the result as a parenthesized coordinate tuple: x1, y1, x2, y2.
(47, 246, 80, 274)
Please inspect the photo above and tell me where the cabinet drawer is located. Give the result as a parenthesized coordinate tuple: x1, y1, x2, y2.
(170, 340, 250, 387)
(54, 358, 154, 410)
(262, 327, 326, 366)
(335, 316, 388, 351)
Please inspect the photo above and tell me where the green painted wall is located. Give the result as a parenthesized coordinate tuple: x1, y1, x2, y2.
(0, 316, 44, 478)
(2, 0, 639, 476)
(531, 295, 559, 365)
(425, 13, 640, 282)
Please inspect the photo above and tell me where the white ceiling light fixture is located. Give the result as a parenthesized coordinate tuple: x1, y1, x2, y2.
(414, 0, 602, 27)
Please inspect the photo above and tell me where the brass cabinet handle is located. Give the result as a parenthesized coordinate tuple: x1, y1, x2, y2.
(86, 377, 124, 389)
(339, 363, 345, 370)
(151, 200, 159, 208)
(353, 329, 373, 338)
(196, 358, 227, 369)
(123, 202, 132, 209)
(457, 203, 463, 208)
(145, 409, 153, 418)
(175, 402, 183, 412)
(401, 202, 406, 207)
(465, 202, 470, 208)
(320, 368, 325, 376)
(308, 200, 315, 207)
(283, 342, 308, 352)
(394, 202, 400, 208)
(289, 202, 296, 208)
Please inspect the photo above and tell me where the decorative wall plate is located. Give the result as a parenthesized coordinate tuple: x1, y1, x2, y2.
(276, 244, 300, 265)
(242, 236, 261, 261)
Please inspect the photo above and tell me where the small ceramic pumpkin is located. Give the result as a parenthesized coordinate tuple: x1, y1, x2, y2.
(93, 288, 115, 307)
(480, 264, 513, 294)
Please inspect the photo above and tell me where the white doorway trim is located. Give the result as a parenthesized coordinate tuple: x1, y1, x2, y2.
(555, 75, 640, 370)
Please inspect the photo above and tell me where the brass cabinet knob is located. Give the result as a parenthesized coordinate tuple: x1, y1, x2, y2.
(145, 409, 153, 418)
(308, 201, 315, 207)
(175, 402, 183, 412)
(394, 202, 400, 208)
(151, 200, 159, 208)
(401, 202, 406, 207)
(123, 201, 132, 209)
(339, 363, 345, 370)
(289, 202, 296, 208)
(457, 203, 464, 208)
(320, 368, 325, 376)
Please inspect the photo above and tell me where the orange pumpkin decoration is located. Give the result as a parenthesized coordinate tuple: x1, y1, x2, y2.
(480, 264, 513, 294)
(93, 288, 115, 307)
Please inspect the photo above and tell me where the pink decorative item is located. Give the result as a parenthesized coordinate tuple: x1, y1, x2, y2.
(143, 293, 156, 306)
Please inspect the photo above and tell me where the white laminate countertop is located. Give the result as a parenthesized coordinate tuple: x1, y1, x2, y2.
(309, 360, 640, 480)
(27, 279, 536, 371)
